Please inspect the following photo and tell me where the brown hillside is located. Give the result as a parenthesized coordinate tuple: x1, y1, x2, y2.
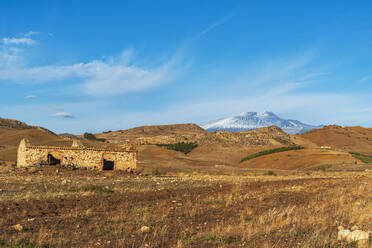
(298, 125, 372, 154)
(96, 123, 210, 145)
(239, 148, 362, 170)
(0, 129, 59, 147)
(97, 124, 296, 172)
(96, 124, 293, 147)
(0, 117, 55, 134)
(0, 117, 33, 130)
(114, 123, 207, 135)
(0, 128, 61, 161)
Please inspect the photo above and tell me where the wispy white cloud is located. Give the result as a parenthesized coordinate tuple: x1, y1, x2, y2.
(0, 46, 24, 68)
(2, 37, 37, 46)
(196, 12, 235, 39)
(0, 40, 187, 97)
(52, 112, 75, 118)
(2, 31, 39, 46)
(24, 31, 40, 37)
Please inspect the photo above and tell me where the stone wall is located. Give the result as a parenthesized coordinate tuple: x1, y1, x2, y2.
(17, 139, 137, 172)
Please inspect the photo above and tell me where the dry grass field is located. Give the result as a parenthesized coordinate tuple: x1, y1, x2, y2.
(0, 166, 371, 248)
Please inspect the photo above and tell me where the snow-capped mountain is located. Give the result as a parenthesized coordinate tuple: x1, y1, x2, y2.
(202, 111, 322, 134)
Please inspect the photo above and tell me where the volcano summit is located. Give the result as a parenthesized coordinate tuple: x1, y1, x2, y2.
(202, 111, 322, 134)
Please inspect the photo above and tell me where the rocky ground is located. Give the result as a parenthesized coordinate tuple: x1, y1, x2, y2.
(0, 166, 371, 247)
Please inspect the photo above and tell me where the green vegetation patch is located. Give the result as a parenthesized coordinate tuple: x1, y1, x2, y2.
(151, 168, 166, 176)
(156, 142, 198, 154)
(240, 146, 304, 163)
(265, 170, 277, 176)
(83, 132, 106, 142)
(349, 152, 372, 163)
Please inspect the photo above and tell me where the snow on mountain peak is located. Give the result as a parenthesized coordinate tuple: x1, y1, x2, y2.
(202, 111, 322, 134)
(238, 111, 255, 116)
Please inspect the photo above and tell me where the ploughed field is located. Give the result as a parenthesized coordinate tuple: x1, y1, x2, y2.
(0, 166, 371, 248)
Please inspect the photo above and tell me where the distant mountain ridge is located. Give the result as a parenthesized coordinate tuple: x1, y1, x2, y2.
(202, 111, 322, 134)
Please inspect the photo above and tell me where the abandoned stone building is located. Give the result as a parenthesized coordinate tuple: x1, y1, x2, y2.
(17, 139, 137, 172)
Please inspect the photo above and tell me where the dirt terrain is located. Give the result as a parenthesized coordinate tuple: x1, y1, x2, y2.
(298, 125, 372, 154)
(0, 166, 371, 247)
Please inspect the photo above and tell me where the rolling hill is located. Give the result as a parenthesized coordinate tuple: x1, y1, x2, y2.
(298, 125, 372, 154)
(1, 117, 371, 172)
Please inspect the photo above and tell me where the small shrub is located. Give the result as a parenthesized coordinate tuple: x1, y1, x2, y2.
(221, 236, 237, 244)
(266, 170, 277, 176)
(83, 132, 97, 140)
(152, 168, 162, 176)
(83, 133, 106, 142)
(156, 142, 198, 154)
(244, 216, 253, 222)
(317, 165, 331, 171)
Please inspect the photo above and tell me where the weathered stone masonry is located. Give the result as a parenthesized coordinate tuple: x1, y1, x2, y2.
(17, 139, 137, 172)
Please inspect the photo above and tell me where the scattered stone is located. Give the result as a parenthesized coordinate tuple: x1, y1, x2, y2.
(28, 167, 38, 173)
(85, 208, 93, 216)
(337, 226, 369, 246)
(337, 229, 351, 240)
(346, 230, 369, 244)
(12, 224, 23, 231)
(62, 179, 71, 185)
(140, 226, 150, 233)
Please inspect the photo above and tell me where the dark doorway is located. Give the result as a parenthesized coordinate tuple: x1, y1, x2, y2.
(48, 154, 60, 165)
(103, 159, 115, 170)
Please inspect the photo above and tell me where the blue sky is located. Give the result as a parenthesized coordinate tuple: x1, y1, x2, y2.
(0, 0, 371, 134)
